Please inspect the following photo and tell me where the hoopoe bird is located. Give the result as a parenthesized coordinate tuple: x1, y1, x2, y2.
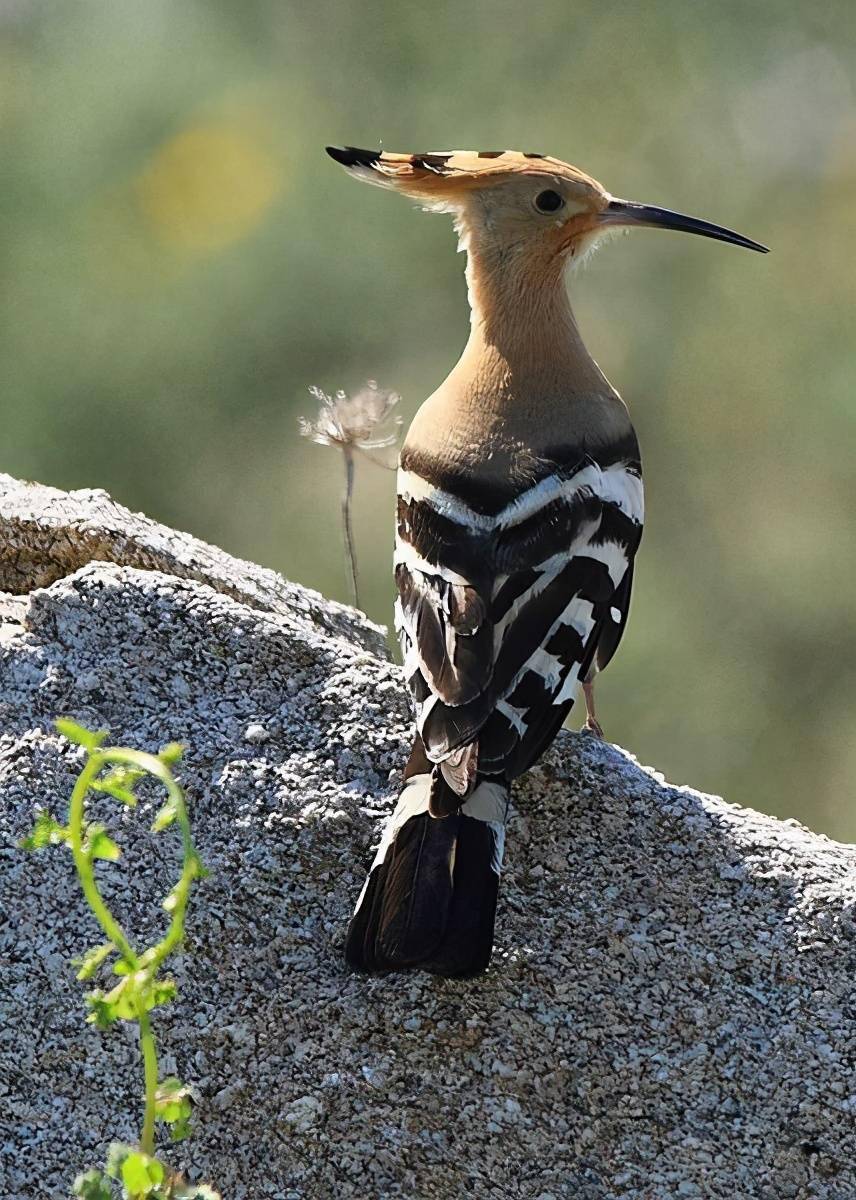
(327, 146, 767, 977)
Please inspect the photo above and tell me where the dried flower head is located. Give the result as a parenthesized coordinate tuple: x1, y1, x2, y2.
(299, 380, 402, 468)
(299, 381, 403, 611)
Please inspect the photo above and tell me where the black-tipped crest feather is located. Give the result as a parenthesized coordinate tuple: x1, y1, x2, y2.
(325, 145, 381, 169)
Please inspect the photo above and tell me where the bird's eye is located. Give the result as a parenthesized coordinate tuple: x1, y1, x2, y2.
(534, 189, 565, 214)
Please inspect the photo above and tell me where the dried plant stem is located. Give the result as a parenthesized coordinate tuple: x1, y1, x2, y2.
(341, 446, 359, 609)
(300, 381, 402, 614)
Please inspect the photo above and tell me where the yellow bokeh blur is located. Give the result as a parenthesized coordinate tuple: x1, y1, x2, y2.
(135, 123, 282, 254)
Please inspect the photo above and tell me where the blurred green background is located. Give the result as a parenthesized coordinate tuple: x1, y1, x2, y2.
(2, 1, 854, 838)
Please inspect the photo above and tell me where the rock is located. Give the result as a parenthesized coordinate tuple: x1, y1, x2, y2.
(284, 1096, 323, 1133)
(1, 473, 855, 1199)
(0, 472, 384, 655)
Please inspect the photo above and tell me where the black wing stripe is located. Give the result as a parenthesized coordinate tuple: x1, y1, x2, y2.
(399, 491, 639, 580)
(397, 497, 486, 580)
(493, 492, 604, 572)
(506, 668, 556, 709)
(397, 564, 492, 705)
(492, 568, 541, 622)
(396, 454, 643, 781)
(589, 502, 643, 551)
(400, 436, 641, 514)
(491, 557, 613, 696)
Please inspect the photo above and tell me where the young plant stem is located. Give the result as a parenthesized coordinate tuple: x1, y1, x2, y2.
(68, 757, 139, 968)
(341, 445, 359, 609)
(65, 741, 203, 1160)
(137, 1009, 158, 1157)
(24, 724, 217, 1195)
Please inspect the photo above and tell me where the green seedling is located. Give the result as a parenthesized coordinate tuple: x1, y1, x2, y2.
(22, 719, 219, 1200)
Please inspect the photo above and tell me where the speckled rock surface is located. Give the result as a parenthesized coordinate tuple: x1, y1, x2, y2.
(0, 472, 384, 655)
(1, 478, 855, 1200)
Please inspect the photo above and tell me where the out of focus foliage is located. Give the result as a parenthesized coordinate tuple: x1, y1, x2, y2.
(2, 1, 854, 837)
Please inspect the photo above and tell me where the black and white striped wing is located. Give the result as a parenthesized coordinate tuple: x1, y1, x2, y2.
(395, 457, 643, 781)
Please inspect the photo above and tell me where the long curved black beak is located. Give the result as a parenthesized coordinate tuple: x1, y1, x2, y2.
(601, 199, 769, 253)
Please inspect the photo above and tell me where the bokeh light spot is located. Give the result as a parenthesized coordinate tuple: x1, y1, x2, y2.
(135, 123, 282, 254)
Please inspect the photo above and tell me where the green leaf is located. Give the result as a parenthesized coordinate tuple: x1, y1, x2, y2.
(146, 978, 177, 1011)
(94, 767, 145, 807)
(19, 809, 68, 850)
(188, 852, 209, 881)
(158, 742, 184, 766)
(89, 972, 178, 1024)
(98, 785, 137, 807)
(170, 1117, 192, 1143)
(170, 1114, 192, 1142)
(151, 800, 177, 834)
(74, 941, 115, 981)
(155, 1075, 187, 1101)
(55, 718, 107, 751)
(72, 1168, 114, 1199)
(86, 976, 141, 1025)
(113, 947, 155, 977)
(86, 989, 123, 1028)
(155, 1076, 194, 1140)
(120, 1150, 165, 1195)
(104, 1142, 136, 1178)
(86, 825, 121, 861)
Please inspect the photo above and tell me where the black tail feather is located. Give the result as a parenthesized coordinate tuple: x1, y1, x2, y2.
(345, 774, 508, 977)
(377, 811, 459, 965)
(343, 859, 386, 971)
(426, 814, 500, 977)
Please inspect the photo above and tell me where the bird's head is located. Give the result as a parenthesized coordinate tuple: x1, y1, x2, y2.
(325, 146, 768, 268)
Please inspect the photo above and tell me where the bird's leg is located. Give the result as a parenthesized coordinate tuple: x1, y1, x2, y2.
(582, 679, 604, 739)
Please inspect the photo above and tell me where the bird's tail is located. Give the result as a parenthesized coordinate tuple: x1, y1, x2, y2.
(344, 772, 509, 977)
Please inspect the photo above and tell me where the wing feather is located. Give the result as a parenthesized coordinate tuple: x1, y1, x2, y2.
(395, 455, 643, 780)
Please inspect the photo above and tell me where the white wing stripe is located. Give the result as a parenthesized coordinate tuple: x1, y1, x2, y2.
(553, 670, 581, 707)
(498, 596, 596, 705)
(583, 539, 631, 587)
(496, 698, 528, 737)
(526, 647, 565, 690)
(394, 539, 472, 585)
(398, 470, 495, 532)
(398, 461, 643, 531)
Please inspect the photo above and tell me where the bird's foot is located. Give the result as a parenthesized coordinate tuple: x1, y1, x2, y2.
(582, 716, 604, 739)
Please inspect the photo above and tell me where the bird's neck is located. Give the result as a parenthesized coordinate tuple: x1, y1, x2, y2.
(403, 236, 628, 487)
(459, 239, 611, 399)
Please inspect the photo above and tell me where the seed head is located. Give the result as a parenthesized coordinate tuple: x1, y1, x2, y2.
(299, 381, 402, 467)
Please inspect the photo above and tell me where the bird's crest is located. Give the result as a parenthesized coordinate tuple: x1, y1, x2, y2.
(325, 146, 604, 200)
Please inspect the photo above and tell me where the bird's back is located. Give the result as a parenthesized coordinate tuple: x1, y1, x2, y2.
(396, 349, 644, 786)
